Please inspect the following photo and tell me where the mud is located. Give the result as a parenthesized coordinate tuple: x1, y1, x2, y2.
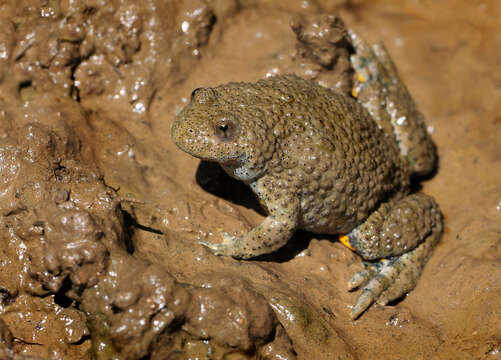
(0, 0, 499, 359)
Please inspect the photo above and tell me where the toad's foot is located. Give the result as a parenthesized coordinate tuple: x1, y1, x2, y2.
(199, 232, 242, 257)
(343, 193, 443, 319)
(348, 225, 442, 319)
(348, 256, 412, 319)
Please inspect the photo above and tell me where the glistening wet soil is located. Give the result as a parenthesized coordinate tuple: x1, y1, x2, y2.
(0, 1, 499, 359)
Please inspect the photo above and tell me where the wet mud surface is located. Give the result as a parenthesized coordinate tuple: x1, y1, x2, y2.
(0, 0, 499, 359)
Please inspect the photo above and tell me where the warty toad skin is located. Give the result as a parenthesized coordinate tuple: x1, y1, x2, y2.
(171, 31, 443, 319)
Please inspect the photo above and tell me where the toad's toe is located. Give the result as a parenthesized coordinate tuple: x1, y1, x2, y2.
(349, 259, 400, 319)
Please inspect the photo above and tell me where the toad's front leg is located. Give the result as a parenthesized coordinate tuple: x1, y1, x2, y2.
(200, 186, 300, 259)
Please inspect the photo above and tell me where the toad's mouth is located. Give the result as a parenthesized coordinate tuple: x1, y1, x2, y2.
(172, 134, 246, 164)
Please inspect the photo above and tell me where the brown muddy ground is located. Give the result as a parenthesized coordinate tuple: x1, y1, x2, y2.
(0, 0, 500, 359)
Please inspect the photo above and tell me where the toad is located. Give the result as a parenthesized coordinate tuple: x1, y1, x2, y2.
(171, 32, 443, 319)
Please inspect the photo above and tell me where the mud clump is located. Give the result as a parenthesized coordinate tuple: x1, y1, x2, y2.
(0, 121, 116, 297)
(289, 14, 353, 92)
(0, 117, 117, 358)
(83, 260, 294, 359)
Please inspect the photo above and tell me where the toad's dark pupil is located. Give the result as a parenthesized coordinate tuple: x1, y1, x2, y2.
(219, 124, 228, 133)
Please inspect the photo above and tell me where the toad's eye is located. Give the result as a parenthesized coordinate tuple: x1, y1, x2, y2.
(214, 120, 236, 141)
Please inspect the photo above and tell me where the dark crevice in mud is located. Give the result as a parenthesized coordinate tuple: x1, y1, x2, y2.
(82, 6, 97, 17)
(121, 209, 163, 255)
(53, 163, 67, 182)
(0, 289, 14, 306)
(53, 277, 74, 308)
(17, 80, 32, 93)
(122, 210, 136, 255)
(206, 12, 217, 46)
(70, 62, 81, 102)
(72, 334, 91, 346)
(111, 304, 122, 314)
(69, 48, 88, 102)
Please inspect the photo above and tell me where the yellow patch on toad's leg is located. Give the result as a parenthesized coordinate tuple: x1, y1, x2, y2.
(339, 234, 355, 251)
(357, 72, 367, 83)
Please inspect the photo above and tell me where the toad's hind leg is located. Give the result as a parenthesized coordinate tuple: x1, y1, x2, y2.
(343, 193, 443, 319)
(349, 30, 437, 177)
